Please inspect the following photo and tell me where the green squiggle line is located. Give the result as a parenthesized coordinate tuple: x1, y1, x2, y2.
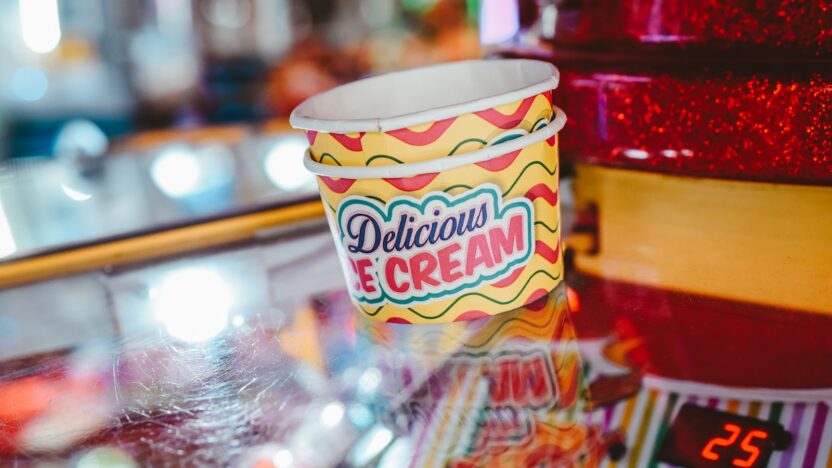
(464, 300, 562, 349)
(443, 184, 474, 193)
(502, 160, 558, 197)
(534, 220, 559, 234)
(318, 153, 342, 166)
(441, 161, 558, 198)
(366, 154, 405, 165)
(405, 268, 561, 320)
(361, 305, 385, 316)
(449, 138, 487, 155)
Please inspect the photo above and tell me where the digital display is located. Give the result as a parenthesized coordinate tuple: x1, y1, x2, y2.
(657, 404, 792, 468)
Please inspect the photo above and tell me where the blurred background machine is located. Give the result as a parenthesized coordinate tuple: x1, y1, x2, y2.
(1, 1, 831, 467)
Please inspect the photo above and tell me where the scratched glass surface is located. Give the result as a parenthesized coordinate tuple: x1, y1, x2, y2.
(0, 224, 591, 467)
(3, 213, 832, 466)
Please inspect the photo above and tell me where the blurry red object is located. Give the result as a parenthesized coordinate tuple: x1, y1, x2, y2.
(0, 376, 59, 453)
(551, 0, 832, 58)
(555, 65, 832, 185)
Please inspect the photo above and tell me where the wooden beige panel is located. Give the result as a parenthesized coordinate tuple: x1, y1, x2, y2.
(572, 165, 832, 314)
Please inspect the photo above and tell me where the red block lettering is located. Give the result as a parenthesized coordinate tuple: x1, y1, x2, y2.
(466, 233, 495, 275)
(438, 243, 463, 283)
(489, 215, 525, 263)
(385, 257, 410, 293)
(409, 252, 440, 290)
(355, 258, 376, 293)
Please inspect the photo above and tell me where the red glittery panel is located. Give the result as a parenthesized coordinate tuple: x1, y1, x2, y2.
(552, 65, 832, 185)
(548, 0, 832, 58)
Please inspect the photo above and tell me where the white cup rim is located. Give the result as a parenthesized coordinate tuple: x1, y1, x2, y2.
(290, 59, 559, 134)
(304, 107, 566, 180)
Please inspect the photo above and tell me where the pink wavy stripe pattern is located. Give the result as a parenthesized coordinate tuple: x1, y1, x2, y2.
(331, 132, 365, 152)
(453, 310, 491, 322)
(523, 288, 551, 308)
(524, 184, 559, 206)
(386, 317, 412, 324)
(385, 117, 457, 146)
(382, 173, 439, 191)
(473, 95, 536, 129)
(318, 176, 356, 193)
(491, 267, 524, 288)
(534, 239, 561, 264)
(475, 149, 522, 171)
(450, 288, 551, 322)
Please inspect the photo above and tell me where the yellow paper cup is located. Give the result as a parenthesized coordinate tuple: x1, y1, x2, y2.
(290, 60, 559, 166)
(304, 109, 566, 324)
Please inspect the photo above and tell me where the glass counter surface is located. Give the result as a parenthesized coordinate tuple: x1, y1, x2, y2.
(1, 220, 831, 468)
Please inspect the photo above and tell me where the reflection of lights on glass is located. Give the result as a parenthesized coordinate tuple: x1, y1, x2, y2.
(321, 401, 345, 427)
(264, 136, 314, 191)
(540, 4, 558, 39)
(0, 200, 17, 259)
(377, 437, 412, 468)
(76, 446, 138, 468)
(358, 367, 382, 394)
(19, 0, 62, 54)
(351, 425, 394, 466)
(10, 67, 48, 101)
(150, 147, 201, 198)
(479, 0, 519, 45)
(55, 119, 108, 159)
(348, 404, 374, 429)
(60, 183, 93, 202)
(272, 449, 294, 468)
(154, 268, 233, 343)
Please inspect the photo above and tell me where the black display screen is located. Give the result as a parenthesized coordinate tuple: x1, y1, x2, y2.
(656, 404, 791, 468)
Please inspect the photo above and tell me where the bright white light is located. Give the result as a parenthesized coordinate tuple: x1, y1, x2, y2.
(264, 136, 314, 191)
(76, 446, 137, 468)
(348, 404, 374, 428)
(377, 437, 412, 468)
(351, 425, 394, 466)
(321, 402, 345, 427)
(358, 367, 382, 394)
(0, 200, 17, 259)
(60, 183, 92, 202)
(150, 147, 201, 198)
(272, 449, 294, 468)
(232, 315, 245, 327)
(154, 268, 233, 343)
(623, 149, 650, 160)
(19, 0, 62, 54)
(479, 0, 519, 45)
(10, 67, 48, 101)
(55, 119, 108, 159)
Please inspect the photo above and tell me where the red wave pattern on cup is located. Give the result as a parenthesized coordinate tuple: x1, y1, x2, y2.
(386, 117, 457, 146)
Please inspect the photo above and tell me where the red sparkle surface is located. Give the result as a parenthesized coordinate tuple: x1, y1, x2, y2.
(554, 65, 832, 185)
(550, 0, 832, 58)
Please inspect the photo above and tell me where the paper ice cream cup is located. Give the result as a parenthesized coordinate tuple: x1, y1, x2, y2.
(290, 59, 559, 167)
(304, 108, 567, 324)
